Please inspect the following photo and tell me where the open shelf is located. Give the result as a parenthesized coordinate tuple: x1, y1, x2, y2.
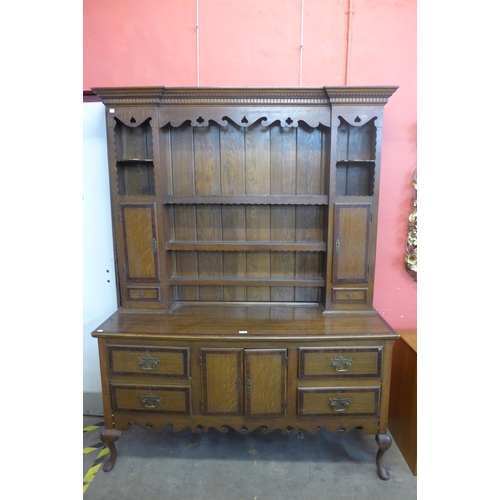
(165, 241, 327, 252)
(163, 195, 328, 205)
(168, 276, 326, 287)
(335, 117, 377, 197)
(336, 162, 374, 196)
(117, 160, 155, 196)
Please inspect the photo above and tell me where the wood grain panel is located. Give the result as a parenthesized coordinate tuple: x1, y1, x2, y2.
(194, 126, 222, 299)
(270, 125, 296, 195)
(194, 125, 221, 196)
(170, 123, 195, 195)
(170, 124, 197, 299)
(245, 122, 270, 195)
(388, 331, 417, 475)
(270, 206, 296, 300)
(270, 124, 296, 300)
(173, 205, 198, 300)
(295, 204, 324, 301)
(196, 206, 223, 300)
(220, 123, 246, 300)
(246, 208, 270, 301)
(245, 124, 271, 301)
(222, 205, 247, 300)
(245, 349, 287, 416)
(334, 204, 371, 283)
(297, 125, 325, 195)
(220, 121, 245, 195)
(202, 349, 243, 415)
(121, 204, 158, 281)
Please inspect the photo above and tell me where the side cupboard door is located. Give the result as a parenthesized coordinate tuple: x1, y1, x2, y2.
(120, 203, 159, 283)
(333, 203, 371, 284)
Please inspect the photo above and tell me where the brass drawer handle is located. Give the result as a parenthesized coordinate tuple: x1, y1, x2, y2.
(330, 352, 353, 372)
(328, 393, 351, 412)
(236, 377, 242, 392)
(247, 379, 252, 394)
(137, 351, 160, 371)
(141, 392, 162, 409)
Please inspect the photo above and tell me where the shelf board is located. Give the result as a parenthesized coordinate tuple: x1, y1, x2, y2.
(336, 159, 375, 163)
(117, 158, 154, 163)
(165, 241, 327, 252)
(168, 276, 325, 287)
(163, 195, 328, 205)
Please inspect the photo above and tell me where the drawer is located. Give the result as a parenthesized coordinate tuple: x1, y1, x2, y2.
(297, 387, 380, 417)
(111, 384, 192, 414)
(332, 288, 367, 303)
(127, 286, 161, 301)
(298, 347, 382, 379)
(109, 346, 190, 378)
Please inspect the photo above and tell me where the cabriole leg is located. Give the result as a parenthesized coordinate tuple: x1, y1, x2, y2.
(375, 433, 392, 480)
(101, 429, 122, 472)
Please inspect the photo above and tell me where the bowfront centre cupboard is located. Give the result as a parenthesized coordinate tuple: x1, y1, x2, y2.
(91, 86, 399, 480)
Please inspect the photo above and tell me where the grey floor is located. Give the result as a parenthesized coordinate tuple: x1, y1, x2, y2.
(83, 415, 416, 499)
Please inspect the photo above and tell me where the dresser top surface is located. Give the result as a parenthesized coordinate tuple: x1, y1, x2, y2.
(92, 304, 398, 341)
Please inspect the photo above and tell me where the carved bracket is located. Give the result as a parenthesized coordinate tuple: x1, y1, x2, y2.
(111, 113, 153, 128)
(334, 114, 378, 127)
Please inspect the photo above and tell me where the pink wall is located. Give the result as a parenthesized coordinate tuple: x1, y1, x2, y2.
(84, 0, 417, 330)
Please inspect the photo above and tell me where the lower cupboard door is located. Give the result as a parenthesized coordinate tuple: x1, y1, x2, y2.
(201, 348, 244, 415)
(111, 385, 192, 414)
(297, 387, 380, 417)
(245, 349, 287, 417)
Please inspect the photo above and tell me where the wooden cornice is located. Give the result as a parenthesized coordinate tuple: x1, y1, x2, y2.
(90, 86, 398, 107)
(324, 86, 399, 104)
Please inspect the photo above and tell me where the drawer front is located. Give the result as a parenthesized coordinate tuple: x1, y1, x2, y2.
(111, 385, 192, 414)
(332, 288, 367, 303)
(298, 387, 380, 417)
(298, 347, 381, 379)
(109, 346, 190, 378)
(127, 286, 161, 301)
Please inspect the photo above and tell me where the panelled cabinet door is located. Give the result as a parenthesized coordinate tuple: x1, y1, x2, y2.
(120, 203, 159, 282)
(244, 349, 287, 417)
(333, 203, 371, 283)
(200, 348, 287, 417)
(201, 348, 244, 415)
